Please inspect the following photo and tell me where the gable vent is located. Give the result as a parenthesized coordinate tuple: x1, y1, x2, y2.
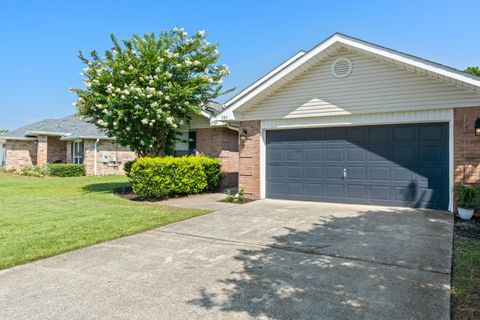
(331, 57, 352, 78)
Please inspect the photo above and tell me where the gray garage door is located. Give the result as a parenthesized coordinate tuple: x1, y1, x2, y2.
(266, 123, 449, 210)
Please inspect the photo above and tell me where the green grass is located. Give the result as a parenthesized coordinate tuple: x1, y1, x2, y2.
(0, 173, 208, 269)
(452, 237, 480, 320)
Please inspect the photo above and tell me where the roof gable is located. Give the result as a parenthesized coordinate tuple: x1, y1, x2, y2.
(218, 33, 480, 120)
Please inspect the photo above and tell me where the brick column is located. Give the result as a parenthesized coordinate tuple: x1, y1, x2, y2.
(454, 107, 480, 185)
(239, 121, 261, 199)
(36, 136, 48, 166)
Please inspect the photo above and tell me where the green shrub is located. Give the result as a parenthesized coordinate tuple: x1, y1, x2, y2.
(124, 159, 136, 177)
(129, 156, 221, 198)
(47, 164, 85, 177)
(226, 186, 245, 203)
(456, 185, 480, 209)
(17, 165, 49, 177)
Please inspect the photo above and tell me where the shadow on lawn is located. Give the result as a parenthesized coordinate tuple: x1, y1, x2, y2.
(187, 206, 452, 320)
(82, 182, 131, 194)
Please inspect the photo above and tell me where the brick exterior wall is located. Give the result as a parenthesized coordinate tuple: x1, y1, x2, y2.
(238, 121, 261, 199)
(196, 127, 239, 188)
(47, 137, 67, 163)
(83, 140, 136, 176)
(4, 140, 37, 170)
(454, 107, 480, 185)
(36, 136, 48, 166)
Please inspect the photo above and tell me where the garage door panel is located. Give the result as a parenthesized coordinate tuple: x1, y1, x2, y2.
(369, 167, 391, 181)
(286, 166, 303, 178)
(286, 149, 303, 161)
(286, 182, 304, 196)
(305, 149, 323, 161)
(325, 149, 343, 161)
(394, 126, 416, 141)
(394, 147, 417, 162)
(370, 186, 391, 201)
(325, 184, 345, 197)
(369, 127, 392, 142)
(345, 166, 367, 180)
(347, 148, 367, 161)
(347, 184, 368, 199)
(305, 183, 323, 197)
(305, 166, 323, 178)
(268, 165, 285, 178)
(325, 167, 343, 179)
(393, 167, 417, 182)
(267, 148, 284, 161)
(266, 123, 448, 210)
(369, 147, 393, 162)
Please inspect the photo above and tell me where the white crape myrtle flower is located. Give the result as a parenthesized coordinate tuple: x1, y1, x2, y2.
(165, 71, 172, 78)
(157, 57, 164, 63)
(193, 60, 200, 66)
(155, 66, 161, 73)
(135, 104, 141, 109)
(173, 26, 178, 32)
(83, 67, 90, 72)
(128, 65, 134, 71)
(176, 63, 181, 68)
(84, 81, 91, 88)
(126, 127, 131, 131)
(149, 80, 154, 85)
(140, 140, 145, 146)
(198, 30, 206, 37)
(208, 78, 214, 83)
(120, 70, 126, 74)
(185, 59, 192, 66)
(97, 119, 107, 127)
(166, 117, 174, 125)
(71, 102, 77, 107)
(141, 118, 149, 124)
(121, 95, 126, 100)
(92, 79, 100, 85)
(165, 96, 170, 101)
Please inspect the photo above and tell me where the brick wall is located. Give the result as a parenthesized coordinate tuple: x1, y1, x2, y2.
(454, 107, 480, 185)
(47, 137, 67, 163)
(238, 121, 261, 199)
(4, 140, 37, 170)
(83, 140, 136, 176)
(196, 127, 239, 187)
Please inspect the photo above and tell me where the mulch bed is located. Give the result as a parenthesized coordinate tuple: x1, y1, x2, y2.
(454, 215, 480, 241)
(113, 187, 254, 204)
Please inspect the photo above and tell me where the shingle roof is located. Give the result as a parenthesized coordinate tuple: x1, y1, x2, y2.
(0, 115, 110, 140)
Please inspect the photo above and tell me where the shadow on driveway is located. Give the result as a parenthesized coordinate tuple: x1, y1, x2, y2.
(182, 203, 452, 319)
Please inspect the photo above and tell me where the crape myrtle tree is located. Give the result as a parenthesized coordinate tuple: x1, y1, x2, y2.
(71, 27, 231, 156)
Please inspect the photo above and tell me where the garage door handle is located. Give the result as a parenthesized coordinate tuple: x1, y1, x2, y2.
(343, 168, 347, 179)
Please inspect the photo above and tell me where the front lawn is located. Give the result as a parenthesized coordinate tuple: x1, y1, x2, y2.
(0, 173, 208, 269)
(451, 218, 480, 320)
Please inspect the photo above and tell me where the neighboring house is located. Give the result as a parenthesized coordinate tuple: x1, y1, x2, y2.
(215, 33, 480, 212)
(0, 115, 137, 176)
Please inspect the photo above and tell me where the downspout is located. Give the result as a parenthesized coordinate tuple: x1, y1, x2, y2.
(226, 122, 240, 132)
(94, 138, 99, 176)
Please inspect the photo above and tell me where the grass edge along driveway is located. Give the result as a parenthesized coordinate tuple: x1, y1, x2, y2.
(0, 174, 209, 270)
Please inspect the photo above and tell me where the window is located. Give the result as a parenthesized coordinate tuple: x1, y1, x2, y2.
(173, 131, 196, 157)
(72, 141, 84, 164)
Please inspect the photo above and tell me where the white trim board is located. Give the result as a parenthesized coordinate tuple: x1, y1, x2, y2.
(259, 109, 454, 212)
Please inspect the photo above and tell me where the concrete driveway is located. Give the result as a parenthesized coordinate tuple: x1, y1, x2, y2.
(0, 200, 453, 320)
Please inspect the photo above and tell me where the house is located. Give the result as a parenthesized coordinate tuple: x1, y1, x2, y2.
(214, 33, 480, 212)
(4, 33, 480, 212)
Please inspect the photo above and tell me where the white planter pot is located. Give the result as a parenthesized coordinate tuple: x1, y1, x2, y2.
(458, 207, 474, 220)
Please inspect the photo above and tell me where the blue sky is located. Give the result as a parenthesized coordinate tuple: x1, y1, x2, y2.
(0, 0, 479, 129)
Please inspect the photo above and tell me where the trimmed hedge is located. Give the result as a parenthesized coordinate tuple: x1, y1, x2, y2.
(47, 164, 85, 177)
(124, 159, 135, 177)
(129, 156, 222, 198)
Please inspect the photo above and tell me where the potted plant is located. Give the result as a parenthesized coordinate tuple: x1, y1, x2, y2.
(456, 185, 479, 220)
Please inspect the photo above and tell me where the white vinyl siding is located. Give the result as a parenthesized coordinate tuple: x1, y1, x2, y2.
(241, 51, 480, 120)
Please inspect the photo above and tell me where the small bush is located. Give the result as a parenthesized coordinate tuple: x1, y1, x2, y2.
(124, 159, 136, 177)
(456, 185, 480, 209)
(226, 186, 245, 203)
(129, 156, 221, 198)
(17, 165, 49, 177)
(48, 164, 85, 177)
